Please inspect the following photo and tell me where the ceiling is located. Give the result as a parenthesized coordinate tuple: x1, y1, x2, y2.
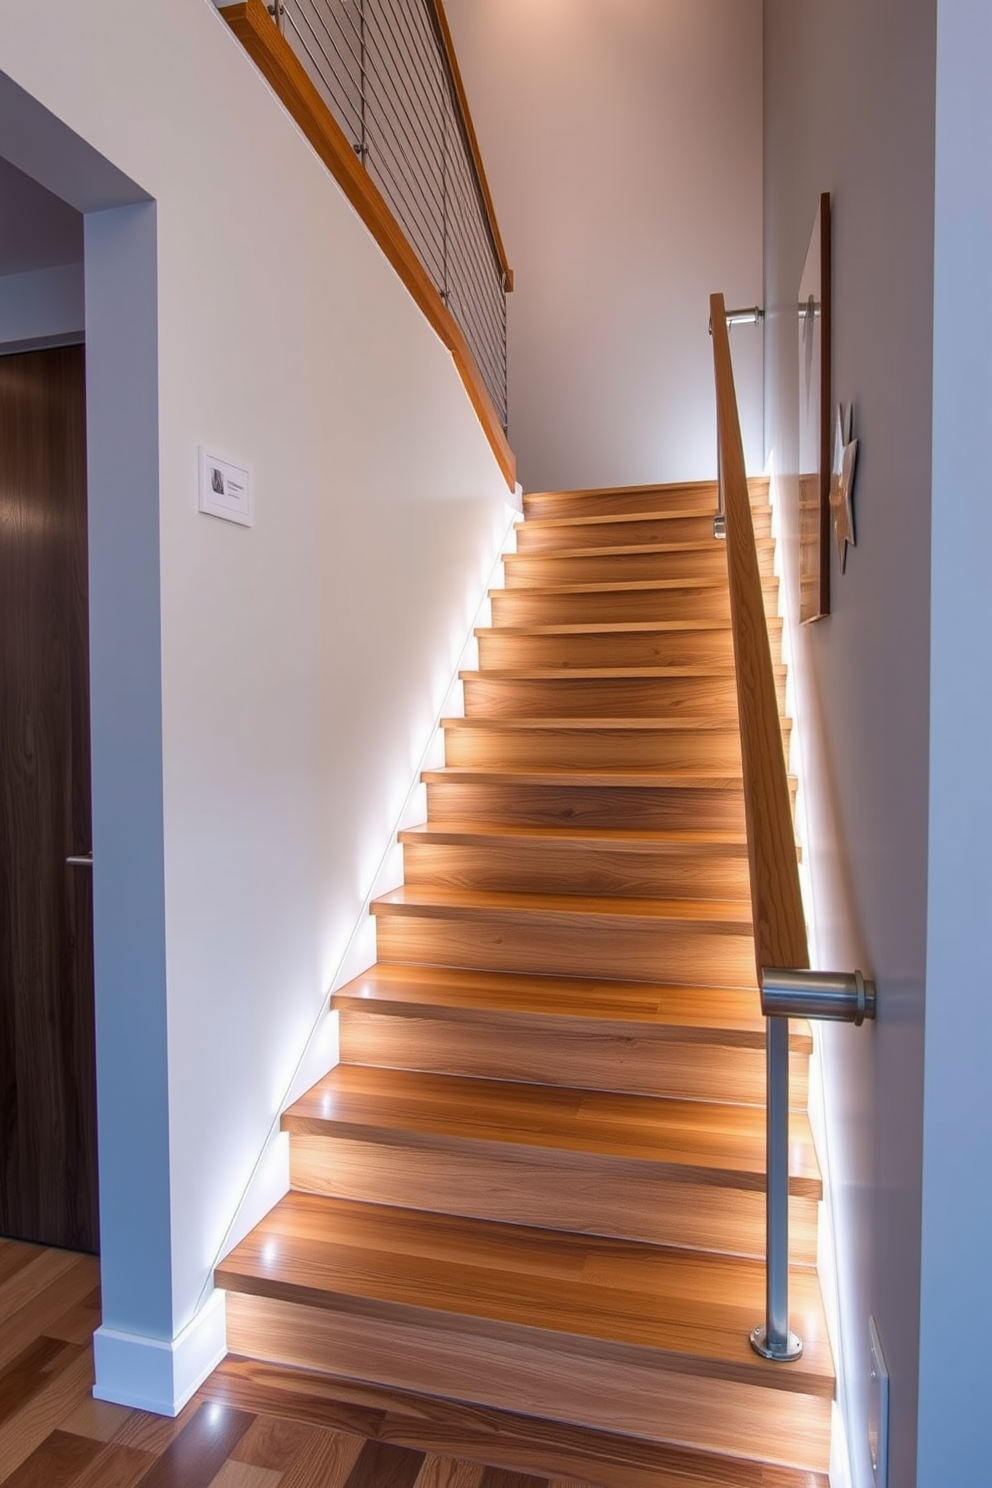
(0, 153, 83, 276)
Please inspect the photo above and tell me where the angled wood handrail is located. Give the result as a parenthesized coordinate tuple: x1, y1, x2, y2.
(428, 0, 513, 293)
(220, 0, 515, 490)
(710, 293, 808, 980)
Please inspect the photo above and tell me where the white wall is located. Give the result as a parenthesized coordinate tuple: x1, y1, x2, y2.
(443, 0, 764, 492)
(0, 0, 513, 1412)
(763, 3, 936, 1485)
(918, 3, 992, 1482)
(0, 262, 83, 351)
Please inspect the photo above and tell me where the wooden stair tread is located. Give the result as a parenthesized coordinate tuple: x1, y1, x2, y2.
(463, 668, 784, 685)
(443, 715, 751, 732)
(371, 884, 753, 928)
(513, 503, 726, 532)
(331, 964, 810, 1047)
(505, 539, 770, 562)
(490, 577, 731, 597)
(283, 1065, 820, 1195)
(477, 619, 781, 635)
(401, 821, 749, 851)
(425, 765, 746, 788)
(217, 1193, 833, 1398)
(205, 1354, 830, 1488)
(462, 665, 752, 681)
(476, 619, 780, 637)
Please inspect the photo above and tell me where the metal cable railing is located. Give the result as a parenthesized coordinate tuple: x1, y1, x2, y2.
(276, 0, 508, 429)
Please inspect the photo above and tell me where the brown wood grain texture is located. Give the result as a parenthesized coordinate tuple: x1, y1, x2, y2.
(0, 346, 97, 1254)
(521, 477, 767, 522)
(220, 1, 515, 489)
(223, 1292, 831, 1470)
(218, 1193, 833, 1397)
(710, 295, 809, 978)
(0, 1239, 831, 1486)
(489, 578, 779, 628)
(427, 0, 513, 291)
(514, 508, 772, 554)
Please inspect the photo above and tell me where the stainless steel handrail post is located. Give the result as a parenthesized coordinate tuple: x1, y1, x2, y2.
(750, 967, 876, 1362)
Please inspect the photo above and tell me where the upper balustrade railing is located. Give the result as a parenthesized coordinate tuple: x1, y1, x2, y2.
(272, 0, 509, 432)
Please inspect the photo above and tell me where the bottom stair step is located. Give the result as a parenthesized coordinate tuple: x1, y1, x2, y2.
(205, 1353, 830, 1488)
(217, 1194, 833, 1475)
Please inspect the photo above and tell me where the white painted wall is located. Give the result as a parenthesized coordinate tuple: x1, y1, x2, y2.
(763, 3, 936, 1484)
(0, 0, 513, 1412)
(0, 262, 83, 351)
(443, 0, 764, 493)
(918, 3, 992, 1482)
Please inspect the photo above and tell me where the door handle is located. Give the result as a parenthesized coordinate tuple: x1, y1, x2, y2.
(66, 853, 93, 867)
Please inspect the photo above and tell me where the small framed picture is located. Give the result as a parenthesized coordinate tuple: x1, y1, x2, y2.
(198, 447, 252, 527)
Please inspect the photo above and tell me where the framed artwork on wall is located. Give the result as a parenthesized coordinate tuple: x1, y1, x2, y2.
(798, 192, 831, 622)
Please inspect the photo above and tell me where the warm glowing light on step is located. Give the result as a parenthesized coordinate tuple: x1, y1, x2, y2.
(262, 1239, 279, 1266)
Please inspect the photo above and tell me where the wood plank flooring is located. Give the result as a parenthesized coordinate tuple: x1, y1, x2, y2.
(0, 1239, 828, 1487)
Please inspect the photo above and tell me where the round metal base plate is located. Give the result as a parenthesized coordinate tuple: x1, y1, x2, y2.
(749, 1324, 803, 1362)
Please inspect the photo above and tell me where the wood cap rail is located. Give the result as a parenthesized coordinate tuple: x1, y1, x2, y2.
(709, 293, 808, 980)
(220, 0, 515, 490)
(428, 0, 514, 293)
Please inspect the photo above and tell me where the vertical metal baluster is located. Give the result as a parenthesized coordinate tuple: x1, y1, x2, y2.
(358, 0, 368, 162)
(441, 85, 449, 304)
(749, 1015, 802, 1361)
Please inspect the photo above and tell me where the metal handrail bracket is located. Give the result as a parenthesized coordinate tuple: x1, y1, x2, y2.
(750, 967, 876, 1362)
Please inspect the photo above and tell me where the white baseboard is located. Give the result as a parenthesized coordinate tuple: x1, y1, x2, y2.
(92, 1287, 227, 1417)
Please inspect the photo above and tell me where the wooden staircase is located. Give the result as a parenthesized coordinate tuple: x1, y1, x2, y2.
(217, 478, 833, 1486)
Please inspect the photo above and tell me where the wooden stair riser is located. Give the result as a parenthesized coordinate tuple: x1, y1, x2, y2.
(336, 1003, 810, 1106)
(522, 479, 768, 523)
(462, 674, 783, 720)
(477, 626, 782, 670)
(503, 545, 774, 588)
(515, 508, 772, 554)
(224, 1293, 831, 1472)
(490, 580, 779, 627)
(372, 907, 757, 987)
(425, 780, 748, 831)
(286, 1134, 819, 1263)
(442, 721, 748, 771)
(401, 836, 753, 900)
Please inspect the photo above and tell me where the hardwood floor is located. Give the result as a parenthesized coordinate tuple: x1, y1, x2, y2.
(0, 1238, 827, 1487)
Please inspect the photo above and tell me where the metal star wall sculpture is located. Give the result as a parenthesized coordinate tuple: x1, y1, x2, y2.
(829, 402, 858, 572)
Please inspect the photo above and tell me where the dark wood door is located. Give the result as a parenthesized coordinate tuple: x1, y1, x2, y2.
(0, 345, 98, 1252)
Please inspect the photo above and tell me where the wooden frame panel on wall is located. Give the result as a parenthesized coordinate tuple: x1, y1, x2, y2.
(797, 193, 831, 622)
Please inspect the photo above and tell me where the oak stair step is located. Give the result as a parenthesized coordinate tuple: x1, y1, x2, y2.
(370, 884, 757, 987)
(513, 504, 772, 553)
(440, 716, 790, 771)
(281, 1064, 820, 1260)
(522, 476, 768, 522)
(206, 1353, 830, 1488)
(502, 542, 775, 587)
(476, 620, 782, 670)
(490, 575, 779, 626)
(218, 1193, 833, 1473)
(460, 668, 785, 720)
(422, 767, 759, 833)
(332, 962, 811, 1108)
(400, 819, 753, 899)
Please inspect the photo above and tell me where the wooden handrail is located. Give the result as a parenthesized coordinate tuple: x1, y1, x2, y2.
(220, 1, 515, 490)
(428, 0, 513, 293)
(710, 293, 808, 980)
